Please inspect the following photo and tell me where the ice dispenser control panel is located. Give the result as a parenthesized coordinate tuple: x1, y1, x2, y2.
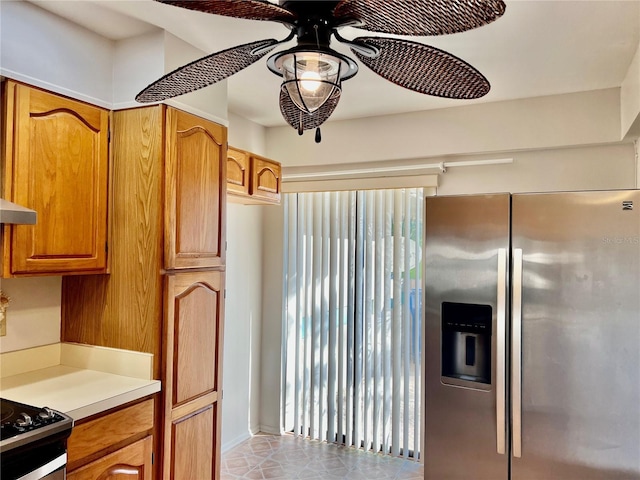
(441, 302, 492, 386)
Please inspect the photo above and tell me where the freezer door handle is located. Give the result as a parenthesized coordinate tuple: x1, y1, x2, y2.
(496, 248, 507, 455)
(512, 248, 523, 458)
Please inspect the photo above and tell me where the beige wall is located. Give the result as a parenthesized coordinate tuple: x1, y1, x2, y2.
(637, 140, 640, 188)
(436, 144, 636, 195)
(0, 277, 61, 352)
(222, 203, 265, 449)
(266, 89, 622, 167)
(221, 115, 269, 450)
(621, 39, 640, 139)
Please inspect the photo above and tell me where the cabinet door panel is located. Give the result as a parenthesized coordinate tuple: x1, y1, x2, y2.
(226, 147, 249, 196)
(166, 271, 223, 408)
(67, 436, 152, 480)
(170, 406, 216, 480)
(250, 156, 281, 203)
(165, 108, 226, 270)
(3, 82, 109, 275)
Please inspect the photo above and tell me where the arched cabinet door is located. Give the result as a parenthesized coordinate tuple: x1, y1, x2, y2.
(2, 81, 109, 276)
(164, 107, 227, 270)
(226, 147, 249, 196)
(163, 270, 224, 480)
(226, 146, 281, 205)
(67, 437, 153, 480)
(250, 155, 281, 203)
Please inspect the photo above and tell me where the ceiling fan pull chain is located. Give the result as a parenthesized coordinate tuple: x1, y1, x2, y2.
(298, 114, 304, 136)
(315, 128, 322, 143)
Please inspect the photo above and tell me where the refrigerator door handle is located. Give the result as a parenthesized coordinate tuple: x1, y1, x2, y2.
(496, 248, 507, 455)
(512, 248, 524, 458)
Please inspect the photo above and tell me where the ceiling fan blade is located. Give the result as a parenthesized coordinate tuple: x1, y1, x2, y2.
(156, 0, 296, 25)
(136, 39, 278, 103)
(351, 37, 490, 100)
(279, 89, 341, 131)
(334, 0, 506, 36)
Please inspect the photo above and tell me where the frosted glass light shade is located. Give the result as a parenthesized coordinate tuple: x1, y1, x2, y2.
(280, 52, 342, 112)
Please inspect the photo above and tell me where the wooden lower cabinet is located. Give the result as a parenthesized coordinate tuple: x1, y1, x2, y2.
(67, 436, 153, 480)
(163, 270, 224, 480)
(66, 399, 155, 480)
(169, 405, 217, 480)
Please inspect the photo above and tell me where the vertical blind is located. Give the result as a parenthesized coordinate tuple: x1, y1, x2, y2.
(283, 188, 424, 459)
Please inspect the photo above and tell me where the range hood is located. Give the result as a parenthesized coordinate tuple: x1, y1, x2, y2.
(0, 198, 37, 224)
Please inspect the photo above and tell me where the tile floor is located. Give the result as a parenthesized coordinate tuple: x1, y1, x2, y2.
(221, 433, 423, 480)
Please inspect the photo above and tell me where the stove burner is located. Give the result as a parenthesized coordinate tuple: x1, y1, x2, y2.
(1, 403, 14, 424)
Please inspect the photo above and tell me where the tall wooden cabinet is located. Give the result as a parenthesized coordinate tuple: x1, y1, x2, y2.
(66, 399, 155, 480)
(2, 81, 109, 276)
(164, 271, 224, 480)
(62, 105, 227, 480)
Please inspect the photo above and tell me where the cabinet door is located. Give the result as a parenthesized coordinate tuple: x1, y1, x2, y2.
(164, 108, 227, 270)
(67, 436, 153, 480)
(250, 155, 281, 203)
(168, 405, 218, 480)
(2, 81, 109, 276)
(163, 271, 224, 480)
(164, 271, 224, 408)
(226, 147, 249, 196)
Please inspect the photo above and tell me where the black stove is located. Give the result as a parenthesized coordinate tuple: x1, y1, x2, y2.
(1, 398, 73, 479)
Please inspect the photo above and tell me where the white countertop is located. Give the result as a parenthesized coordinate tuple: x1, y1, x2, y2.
(0, 343, 161, 421)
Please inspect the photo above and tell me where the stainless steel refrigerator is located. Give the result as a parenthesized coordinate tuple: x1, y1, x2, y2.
(424, 190, 640, 480)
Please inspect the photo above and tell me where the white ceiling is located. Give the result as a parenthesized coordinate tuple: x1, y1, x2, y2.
(29, 0, 640, 128)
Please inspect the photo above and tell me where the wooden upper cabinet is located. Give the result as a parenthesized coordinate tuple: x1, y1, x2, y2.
(226, 147, 249, 196)
(250, 155, 281, 203)
(2, 81, 109, 276)
(226, 147, 281, 205)
(165, 108, 227, 270)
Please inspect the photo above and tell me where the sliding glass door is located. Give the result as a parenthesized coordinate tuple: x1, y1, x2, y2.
(283, 188, 424, 459)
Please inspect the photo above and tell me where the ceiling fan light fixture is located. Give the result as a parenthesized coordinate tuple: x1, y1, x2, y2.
(268, 46, 358, 113)
(282, 52, 341, 112)
(143, 0, 506, 139)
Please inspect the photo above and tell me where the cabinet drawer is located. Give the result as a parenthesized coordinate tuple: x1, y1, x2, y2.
(67, 399, 154, 470)
(67, 435, 153, 480)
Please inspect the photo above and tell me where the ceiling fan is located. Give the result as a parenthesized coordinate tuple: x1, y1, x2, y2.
(136, 0, 506, 142)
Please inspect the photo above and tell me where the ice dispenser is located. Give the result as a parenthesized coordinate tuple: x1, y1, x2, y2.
(441, 302, 492, 385)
